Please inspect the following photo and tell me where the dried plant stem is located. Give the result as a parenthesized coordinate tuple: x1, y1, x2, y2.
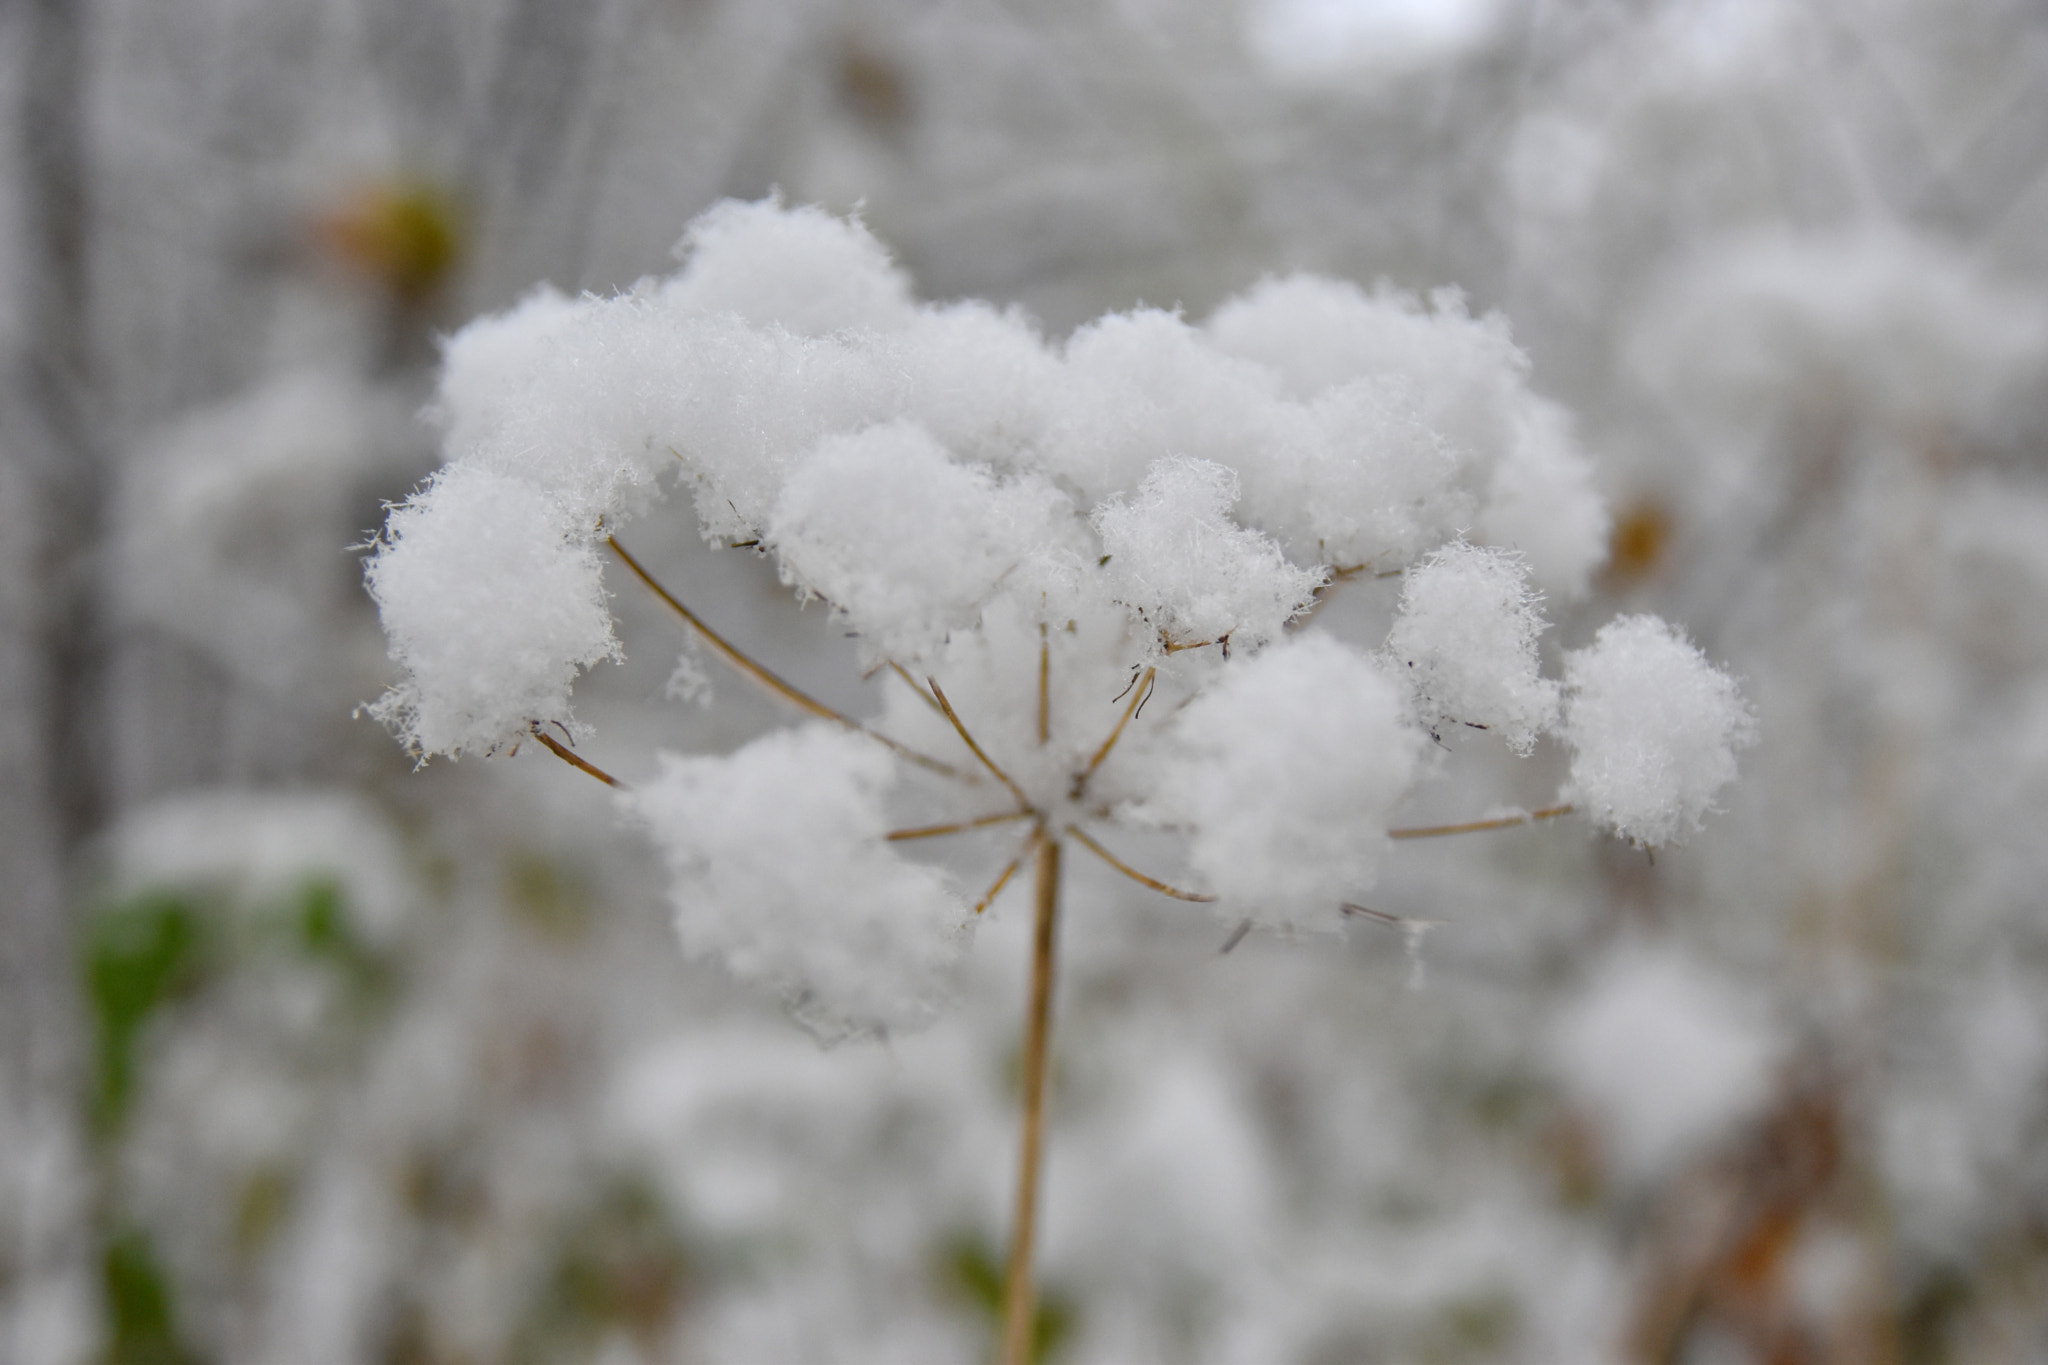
(1037, 627, 1051, 745)
(1340, 902, 1403, 925)
(1003, 833, 1062, 1365)
(607, 537, 969, 781)
(531, 729, 622, 788)
(1071, 666, 1155, 798)
(974, 834, 1037, 916)
(885, 810, 1033, 841)
(1065, 823, 1216, 902)
(926, 677, 1035, 810)
(1389, 804, 1575, 840)
(888, 660, 948, 717)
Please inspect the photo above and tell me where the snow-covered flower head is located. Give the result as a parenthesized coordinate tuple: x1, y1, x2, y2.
(365, 198, 1750, 1033)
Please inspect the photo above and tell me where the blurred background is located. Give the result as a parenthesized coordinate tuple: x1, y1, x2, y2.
(4, 0, 2048, 1360)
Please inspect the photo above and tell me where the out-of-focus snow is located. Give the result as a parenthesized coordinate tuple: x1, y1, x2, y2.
(1551, 945, 1782, 1182)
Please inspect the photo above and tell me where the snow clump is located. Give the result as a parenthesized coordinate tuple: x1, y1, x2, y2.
(1093, 456, 1322, 654)
(1385, 541, 1559, 753)
(626, 725, 968, 1040)
(769, 422, 1077, 664)
(365, 464, 618, 758)
(1561, 615, 1756, 845)
(1143, 633, 1425, 931)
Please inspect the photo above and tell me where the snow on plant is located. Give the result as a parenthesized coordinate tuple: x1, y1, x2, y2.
(1385, 540, 1558, 754)
(363, 197, 1753, 1363)
(1559, 615, 1758, 847)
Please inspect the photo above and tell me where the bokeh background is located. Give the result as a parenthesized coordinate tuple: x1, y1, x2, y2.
(5, 1, 2048, 1360)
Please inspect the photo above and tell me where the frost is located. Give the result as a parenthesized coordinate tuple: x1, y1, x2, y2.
(1093, 457, 1322, 654)
(1145, 634, 1425, 929)
(626, 725, 968, 1039)
(1560, 615, 1755, 845)
(1386, 542, 1558, 753)
(364, 464, 618, 758)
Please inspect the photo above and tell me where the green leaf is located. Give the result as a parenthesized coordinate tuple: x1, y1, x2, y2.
(100, 1229, 201, 1365)
(937, 1235, 1077, 1365)
(85, 894, 205, 1139)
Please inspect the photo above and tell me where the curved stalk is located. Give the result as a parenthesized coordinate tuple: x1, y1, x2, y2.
(531, 728, 621, 788)
(927, 677, 1034, 810)
(1071, 666, 1155, 799)
(607, 537, 969, 781)
(1065, 823, 1216, 902)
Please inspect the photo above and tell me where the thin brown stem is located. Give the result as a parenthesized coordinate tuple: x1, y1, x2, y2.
(531, 729, 621, 788)
(1037, 625, 1050, 746)
(607, 535, 836, 721)
(885, 810, 1033, 842)
(973, 830, 1038, 916)
(1340, 902, 1404, 925)
(1002, 833, 1062, 1365)
(889, 661, 947, 718)
(1389, 804, 1575, 840)
(607, 537, 969, 781)
(1070, 666, 1155, 799)
(925, 677, 1033, 810)
(1064, 823, 1215, 902)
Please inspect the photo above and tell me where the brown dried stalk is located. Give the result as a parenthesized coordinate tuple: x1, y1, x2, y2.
(1037, 626, 1051, 746)
(884, 810, 1033, 842)
(1065, 823, 1215, 902)
(607, 537, 970, 781)
(973, 832, 1038, 917)
(888, 660, 948, 717)
(1389, 804, 1575, 840)
(926, 677, 1034, 810)
(531, 727, 621, 788)
(1070, 665, 1155, 799)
